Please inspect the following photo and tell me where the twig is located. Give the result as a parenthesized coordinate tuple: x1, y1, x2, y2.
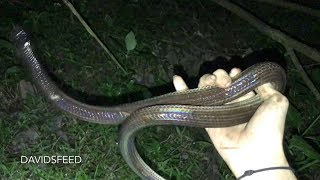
(61, 0, 127, 74)
(209, 0, 320, 100)
(209, 0, 320, 63)
(253, 0, 320, 18)
(302, 113, 320, 136)
(303, 63, 320, 68)
(285, 46, 320, 101)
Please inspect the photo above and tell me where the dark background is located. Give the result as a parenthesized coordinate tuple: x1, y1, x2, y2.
(0, 0, 319, 179)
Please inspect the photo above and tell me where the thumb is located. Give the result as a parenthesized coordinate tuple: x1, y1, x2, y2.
(173, 75, 189, 91)
(244, 84, 289, 142)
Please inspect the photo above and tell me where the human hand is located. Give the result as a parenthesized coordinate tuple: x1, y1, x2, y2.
(173, 67, 296, 180)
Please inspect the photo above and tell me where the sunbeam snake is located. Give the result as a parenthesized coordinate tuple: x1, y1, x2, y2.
(11, 26, 286, 179)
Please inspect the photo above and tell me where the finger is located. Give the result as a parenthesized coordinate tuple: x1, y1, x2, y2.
(173, 75, 189, 91)
(229, 92, 256, 103)
(213, 69, 232, 88)
(229, 68, 241, 78)
(198, 74, 216, 88)
(255, 83, 278, 100)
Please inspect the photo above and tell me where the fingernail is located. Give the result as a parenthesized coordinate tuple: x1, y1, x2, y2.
(225, 82, 231, 87)
(173, 75, 180, 80)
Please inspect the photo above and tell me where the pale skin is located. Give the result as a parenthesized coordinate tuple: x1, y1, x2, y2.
(173, 67, 297, 180)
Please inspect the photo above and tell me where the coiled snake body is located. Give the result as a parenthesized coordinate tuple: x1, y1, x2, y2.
(12, 27, 286, 179)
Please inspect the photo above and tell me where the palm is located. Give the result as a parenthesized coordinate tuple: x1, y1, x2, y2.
(173, 67, 290, 177)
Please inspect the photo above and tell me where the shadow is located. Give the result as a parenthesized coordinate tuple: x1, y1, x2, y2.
(198, 48, 287, 76)
(176, 48, 287, 89)
(30, 48, 287, 107)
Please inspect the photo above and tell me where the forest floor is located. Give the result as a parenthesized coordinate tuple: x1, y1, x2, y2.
(0, 0, 320, 179)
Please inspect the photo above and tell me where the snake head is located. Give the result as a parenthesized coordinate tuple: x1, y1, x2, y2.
(10, 25, 30, 49)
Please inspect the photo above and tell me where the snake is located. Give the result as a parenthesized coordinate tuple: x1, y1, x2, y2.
(11, 26, 286, 179)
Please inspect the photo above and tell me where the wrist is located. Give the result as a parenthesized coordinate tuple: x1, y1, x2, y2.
(237, 167, 296, 180)
(222, 147, 291, 178)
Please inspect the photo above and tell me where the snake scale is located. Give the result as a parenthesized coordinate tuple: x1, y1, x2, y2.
(11, 26, 286, 179)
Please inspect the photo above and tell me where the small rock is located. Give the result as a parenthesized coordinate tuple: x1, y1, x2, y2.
(49, 116, 69, 143)
(133, 72, 155, 87)
(10, 127, 40, 154)
(19, 80, 36, 99)
(181, 153, 189, 160)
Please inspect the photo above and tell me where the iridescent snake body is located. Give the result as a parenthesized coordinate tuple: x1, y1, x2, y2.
(12, 27, 286, 179)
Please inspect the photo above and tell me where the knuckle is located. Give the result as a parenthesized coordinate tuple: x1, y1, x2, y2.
(270, 93, 289, 105)
(214, 69, 228, 76)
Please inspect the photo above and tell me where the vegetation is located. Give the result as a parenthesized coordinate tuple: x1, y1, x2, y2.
(0, 0, 319, 179)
